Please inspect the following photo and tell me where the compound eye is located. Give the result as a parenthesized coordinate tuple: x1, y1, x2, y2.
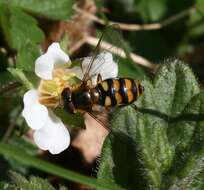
(61, 88, 76, 114)
(61, 88, 71, 102)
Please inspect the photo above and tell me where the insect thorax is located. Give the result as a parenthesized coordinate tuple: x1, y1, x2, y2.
(61, 86, 100, 113)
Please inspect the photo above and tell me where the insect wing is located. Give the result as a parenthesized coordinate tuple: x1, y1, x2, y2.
(86, 109, 110, 132)
(81, 24, 126, 84)
(86, 107, 131, 146)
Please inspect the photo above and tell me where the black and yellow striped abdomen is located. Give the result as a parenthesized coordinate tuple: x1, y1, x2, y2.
(95, 78, 143, 107)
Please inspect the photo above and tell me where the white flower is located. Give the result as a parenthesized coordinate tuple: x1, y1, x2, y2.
(22, 42, 118, 154)
(35, 43, 70, 80)
(22, 90, 48, 130)
(23, 89, 70, 154)
(34, 111, 70, 154)
(22, 43, 71, 154)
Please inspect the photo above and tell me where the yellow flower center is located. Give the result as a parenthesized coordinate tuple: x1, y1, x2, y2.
(38, 68, 76, 108)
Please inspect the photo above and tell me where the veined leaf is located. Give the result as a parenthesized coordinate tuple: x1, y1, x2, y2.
(0, 0, 74, 20)
(10, 171, 55, 190)
(136, 0, 168, 22)
(16, 42, 40, 72)
(0, 4, 44, 50)
(8, 68, 34, 90)
(0, 181, 15, 190)
(162, 92, 204, 189)
(98, 60, 203, 189)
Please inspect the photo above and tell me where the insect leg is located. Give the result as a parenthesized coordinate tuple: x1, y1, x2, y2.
(97, 74, 102, 83)
(130, 104, 138, 111)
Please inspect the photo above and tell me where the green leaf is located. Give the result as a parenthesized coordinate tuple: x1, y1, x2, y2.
(0, 71, 19, 95)
(0, 72, 15, 86)
(162, 92, 204, 189)
(10, 171, 56, 190)
(9, 172, 30, 190)
(5, 172, 69, 190)
(8, 134, 38, 156)
(0, 0, 74, 20)
(16, 42, 40, 72)
(98, 60, 202, 189)
(197, 0, 204, 15)
(8, 68, 33, 89)
(0, 51, 8, 71)
(0, 4, 44, 50)
(1, 172, 61, 190)
(0, 181, 15, 190)
(59, 186, 68, 190)
(187, 8, 204, 38)
(60, 33, 70, 53)
(0, 143, 125, 190)
(118, 57, 147, 80)
(136, 0, 168, 22)
(54, 108, 84, 128)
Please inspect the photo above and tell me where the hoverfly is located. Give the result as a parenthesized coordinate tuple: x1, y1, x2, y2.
(38, 25, 144, 131)
(60, 25, 144, 127)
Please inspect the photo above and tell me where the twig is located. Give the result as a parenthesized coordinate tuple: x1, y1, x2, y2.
(85, 35, 156, 70)
(161, 6, 196, 28)
(74, 5, 196, 31)
(68, 37, 87, 55)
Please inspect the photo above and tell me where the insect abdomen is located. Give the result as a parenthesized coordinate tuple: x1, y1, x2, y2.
(95, 78, 143, 107)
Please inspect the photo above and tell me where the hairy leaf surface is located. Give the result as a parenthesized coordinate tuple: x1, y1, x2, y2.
(98, 60, 203, 190)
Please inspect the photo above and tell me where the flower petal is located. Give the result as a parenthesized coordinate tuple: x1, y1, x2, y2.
(35, 52, 55, 80)
(22, 89, 48, 130)
(35, 43, 70, 80)
(47, 43, 70, 66)
(23, 89, 38, 106)
(33, 111, 70, 154)
(81, 52, 118, 85)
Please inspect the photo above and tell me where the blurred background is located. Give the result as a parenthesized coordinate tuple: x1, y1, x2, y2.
(0, 0, 204, 189)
